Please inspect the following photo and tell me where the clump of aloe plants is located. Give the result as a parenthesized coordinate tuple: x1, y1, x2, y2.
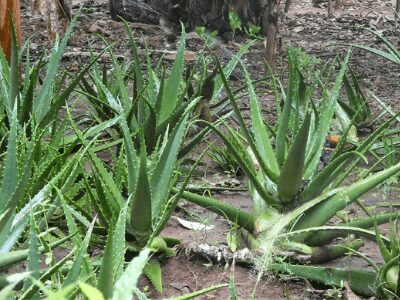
(177, 46, 400, 296)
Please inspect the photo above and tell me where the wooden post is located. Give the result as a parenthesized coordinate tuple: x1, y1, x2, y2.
(262, 0, 279, 72)
(0, 0, 21, 62)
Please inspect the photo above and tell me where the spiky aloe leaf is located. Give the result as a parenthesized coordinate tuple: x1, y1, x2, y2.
(20, 249, 76, 300)
(79, 281, 105, 300)
(8, 16, 19, 113)
(174, 188, 255, 233)
(22, 211, 40, 293)
(159, 24, 185, 124)
(150, 112, 190, 218)
(0, 234, 73, 269)
(112, 248, 150, 300)
(243, 63, 279, 176)
(269, 263, 376, 297)
(143, 258, 162, 293)
(307, 212, 400, 246)
(33, 13, 78, 121)
(292, 162, 400, 241)
(63, 218, 96, 287)
(304, 50, 351, 178)
(130, 137, 152, 248)
(301, 151, 364, 203)
(277, 113, 311, 203)
(0, 105, 18, 215)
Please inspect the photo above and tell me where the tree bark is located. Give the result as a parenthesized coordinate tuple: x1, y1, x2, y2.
(262, 0, 279, 72)
(284, 0, 291, 13)
(0, 0, 21, 62)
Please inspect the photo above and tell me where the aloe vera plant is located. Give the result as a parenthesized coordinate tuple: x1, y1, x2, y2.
(176, 48, 400, 274)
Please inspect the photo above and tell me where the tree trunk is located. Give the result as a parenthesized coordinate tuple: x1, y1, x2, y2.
(0, 0, 21, 62)
(327, 0, 331, 16)
(334, 0, 340, 10)
(284, 0, 291, 13)
(262, 0, 279, 72)
(396, 0, 400, 14)
(109, 0, 266, 33)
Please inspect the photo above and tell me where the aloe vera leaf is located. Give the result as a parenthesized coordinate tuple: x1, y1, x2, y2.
(215, 57, 280, 183)
(159, 24, 185, 124)
(213, 41, 253, 101)
(173, 188, 255, 233)
(63, 218, 95, 287)
(97, 222, 116, 299)
(130, 138, 152, 248)
(60, 198, 94, 285)
(286, 225, 391, 247)
(144, 258, 162, 293)
(68, 115, 125, 213)
(352, 44, 399, 64)
(0, 234, 73, 269)
(9, 17, 19, 113)
(112, 248, 150, 300)
(151, 112, 190, 218)
(166, 284, 229, 300)
(301, 151, 363, 203)
(23, 212, 40, 293)
(20, 250, 75, 299)
(98, 204, 127, 298)
(0, 106, 18, 213)
(306, 212, 400, 246)
(33, 13, 78, 121)
(122, 19, 144, 99)
(242, 63, 279, 175)
(375, 225, 391, 263)
(38, 50, 109, 129)
(269, 263, 376, 297)
(292, 162, 400, 239)
(304, 50, 351, 178)
(277, 113, 311, 203)
(378, 255, 400, 294)
(151, 143, 211, 239)
(309, 238, 364, 263)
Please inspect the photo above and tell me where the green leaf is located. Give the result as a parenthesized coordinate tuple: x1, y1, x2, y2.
(159, 24, 185, 124)
(269, 263, 376, 297)
(277, 113, 311, 203)
(143, 258, 162, 293)
(112, 248, 150, 300)
(130, 138, 152, 248)
(63, 218, 96, 287)
(79, 282, 105, 300)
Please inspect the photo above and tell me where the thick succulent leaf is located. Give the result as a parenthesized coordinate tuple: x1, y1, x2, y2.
(269, 263, 376, 297)
(159, 24, 185, 124)
(301, 151, 363, 203)
(151, 112, 189, 218)
(143, 258, 162, 293)
(63, 218, 96, 287)
(304, 50, 351, 178)
(112, 248, 150, 300)
(20, 249, 76, 300)
(33, 13, 78, 121)
(277, 113, 311, 203)
(292, 162, 400, 241)
(242, 63, 279, 176)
